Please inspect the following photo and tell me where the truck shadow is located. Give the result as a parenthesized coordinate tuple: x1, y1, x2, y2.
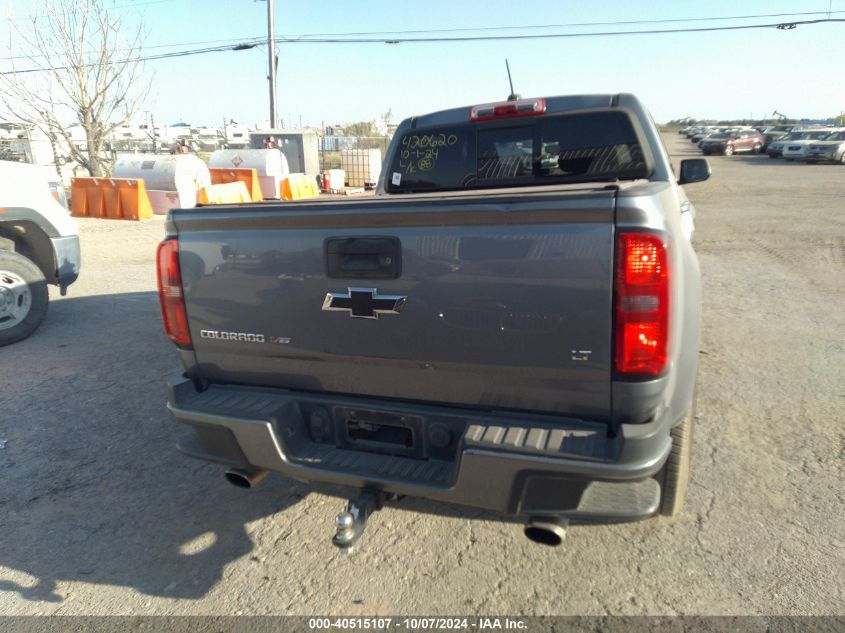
(0, 290, 526, 606)
(0, 291, 307, 603)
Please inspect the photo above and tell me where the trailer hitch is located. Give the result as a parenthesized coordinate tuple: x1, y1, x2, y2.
(332, 489, 385, 554)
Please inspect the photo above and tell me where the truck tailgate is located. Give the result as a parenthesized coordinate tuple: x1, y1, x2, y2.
(174, 190, 616, 420)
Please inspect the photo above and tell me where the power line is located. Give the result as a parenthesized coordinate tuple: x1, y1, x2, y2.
(1, 42, 259, 74)
(0, 36, 265, 61)
(4, 9, 844, 61)
(281, 9, 845, 38)
(4, 8, 844, 60)
(272, 18, 845, 44)
(2, 18, 843, 75)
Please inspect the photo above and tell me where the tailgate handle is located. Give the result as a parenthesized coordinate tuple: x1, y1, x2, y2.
(325, 236, 402, 279)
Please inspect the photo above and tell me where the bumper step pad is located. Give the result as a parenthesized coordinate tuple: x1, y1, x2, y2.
(294, 444, 453, 485)
(464, 421, 609, 460)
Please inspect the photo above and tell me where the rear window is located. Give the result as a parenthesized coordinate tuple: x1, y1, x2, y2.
(387, 110, 649, 193)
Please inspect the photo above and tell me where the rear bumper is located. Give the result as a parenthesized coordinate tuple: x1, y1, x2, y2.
(167, 378, 672, 521)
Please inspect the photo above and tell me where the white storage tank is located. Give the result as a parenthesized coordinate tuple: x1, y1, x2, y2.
(112, 154, 210, 213)
(209, 149, 289, 199)
(341, 149, 382, 188)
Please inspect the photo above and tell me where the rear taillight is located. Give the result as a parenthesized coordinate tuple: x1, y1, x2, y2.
(615, 233, 669, 377)
(156, 239, 192, 348)
(470, 98, 546, 122)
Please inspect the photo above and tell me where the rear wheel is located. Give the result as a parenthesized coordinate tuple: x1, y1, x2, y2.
(723, 145, 734, 156)
(658, 401, 696, 517)
(0, 251, 49, 346)
(751, 143, 762, 154)
(839, 152, 845, 165)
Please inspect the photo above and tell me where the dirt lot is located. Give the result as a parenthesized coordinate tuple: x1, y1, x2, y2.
(0, 136, 843, 616)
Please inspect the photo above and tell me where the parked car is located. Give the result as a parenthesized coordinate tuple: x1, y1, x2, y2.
(762, 125, 795, 150)
(691, 127, 717, 143)
(780, 130, 842, 161)
(767, 130, 833, 158)
(805, 130, 845, 164)
(0, 161, 80, 345)
(700, 130, 765, 156)
(696, 127, 744, 148)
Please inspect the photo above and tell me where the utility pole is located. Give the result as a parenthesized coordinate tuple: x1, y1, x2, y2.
(267, 0, 278, 128)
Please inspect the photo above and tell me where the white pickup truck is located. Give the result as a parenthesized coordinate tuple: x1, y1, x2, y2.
(0, 161, 81, 345)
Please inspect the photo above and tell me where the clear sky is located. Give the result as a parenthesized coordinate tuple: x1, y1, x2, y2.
(2, 0, 844, 128)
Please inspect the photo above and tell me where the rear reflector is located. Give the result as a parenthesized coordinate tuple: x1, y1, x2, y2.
(156, 239, 192, 348)
(470, 98, 546, 122)
(615, 233, 669, 377)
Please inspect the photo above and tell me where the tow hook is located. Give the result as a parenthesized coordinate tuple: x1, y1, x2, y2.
(332, 489, 385, 554)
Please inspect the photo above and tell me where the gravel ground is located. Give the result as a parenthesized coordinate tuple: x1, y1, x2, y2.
(0, 135, 842, 616)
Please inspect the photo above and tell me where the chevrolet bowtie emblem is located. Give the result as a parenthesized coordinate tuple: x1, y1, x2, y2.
(322, 287, 407, 319)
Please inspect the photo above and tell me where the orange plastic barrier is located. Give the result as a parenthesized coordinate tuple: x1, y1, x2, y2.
(208, 167, 263, 202)
(70, 177, 153, 221)
(281, 173, 320, 201)
(197, 181, 251, 205)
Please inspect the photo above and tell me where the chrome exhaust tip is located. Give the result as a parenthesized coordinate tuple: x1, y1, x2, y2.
(224, 468, 267, 489)
(524, 517, 569, 546)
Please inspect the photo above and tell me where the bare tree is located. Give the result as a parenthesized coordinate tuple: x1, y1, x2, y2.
(0, 0, 148, 176)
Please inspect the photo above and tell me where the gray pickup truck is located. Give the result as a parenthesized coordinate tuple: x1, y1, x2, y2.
(159, 94, 710, 549)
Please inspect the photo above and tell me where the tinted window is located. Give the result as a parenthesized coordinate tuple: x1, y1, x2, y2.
(387, 111, 648, 193)
(393, 126, 474, 191)
(537, 112, 646, 180)
(477, 126, 534, 183)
